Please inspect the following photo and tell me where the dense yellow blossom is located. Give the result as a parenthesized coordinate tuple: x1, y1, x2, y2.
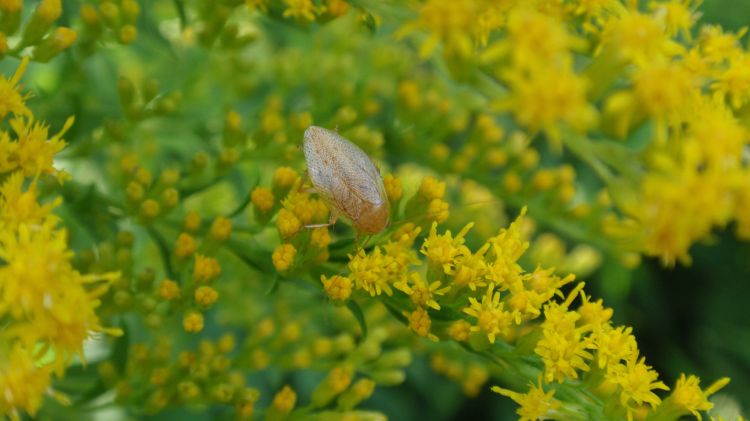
(1, 0, 747, 419)
(0, 57, 118, 420)
(492, 377, 562, 421)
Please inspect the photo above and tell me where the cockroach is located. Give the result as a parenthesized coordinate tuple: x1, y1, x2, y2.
(302, 126, 390, 242)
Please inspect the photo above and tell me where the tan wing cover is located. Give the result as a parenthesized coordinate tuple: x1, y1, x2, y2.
(303, 126, 387, 219)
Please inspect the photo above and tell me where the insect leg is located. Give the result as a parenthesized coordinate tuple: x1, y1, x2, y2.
(297, 170, 312, 193)
(304, 208, 339, 229)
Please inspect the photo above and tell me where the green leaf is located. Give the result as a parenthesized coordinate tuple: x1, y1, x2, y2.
(346, 300, 368, 338)
(112, 321, 130, 375)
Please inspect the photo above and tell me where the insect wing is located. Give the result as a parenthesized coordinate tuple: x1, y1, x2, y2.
(303, 127, 386, 208)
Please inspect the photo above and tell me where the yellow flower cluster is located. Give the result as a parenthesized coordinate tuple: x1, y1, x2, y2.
(79, 0, 141, 47)
(105, 335, 261, 416)
(0, 0, 76, 63)
(329, 205, 728, 419)
(397, 0, 750, 266)
(0, 59, 118, 419)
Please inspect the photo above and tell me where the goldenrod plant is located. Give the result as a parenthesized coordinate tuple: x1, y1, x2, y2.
(1, 0, 749, 420)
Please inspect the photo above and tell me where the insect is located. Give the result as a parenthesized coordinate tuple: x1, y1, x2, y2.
(302, 126, 390, 240)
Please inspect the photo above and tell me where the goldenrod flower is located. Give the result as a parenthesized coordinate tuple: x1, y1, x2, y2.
(418, 176, 446, 201)
(193, 254, 221, 282)
(140, 199, 160, 219)
(348, 248, 396, 296)
(273, 166, 298, 189)
(183, 311, 204, 333)
(608, 355, 669, 414)
(276, 208, 301, 239)
(491, 377, 562, 421)
(463, 283, 514, 344)
(383, 173, 402, 202)
(210, 216, 232, 242)
(576, 293, 613, 331)
(426, 198, 449, 223)
(448, 320, 472, 342)
(272, 385, 296, 413)
(420, 222, 473, 274)
(251, 187, 275, 212)
(0, 346, 54, 418)
(0, 173, 60, 230)
(272, 243, 297, 272)
(310, 227, 331, 248)
(195, 286, 219, 307)
(282, 0, 317, 22)
(174, 233, 196, 259)
(449, 243, 490, 291)
(407, 307, 435, 339)
(184, 210, 202, 232)
(394, 272, 449, 310)
(535, 292, 593, 383)
(159, 279, 181, 300)
(0, 59, 31, 119)
(321, 274, 352, 301)
(660, 374, 730, 419)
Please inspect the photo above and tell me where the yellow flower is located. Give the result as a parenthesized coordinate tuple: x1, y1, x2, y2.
(488, 207, 529, 268)
(273, 166, 298, 189)
(396, 0, 499, 59)
(417, 176, 446, 201)
(463, 283, 514, 344)
(174, 233, 196, 259)
(251, 187, 274, 212)
(184, 210, 202, 232)
(310, 227, 331, 248)
(193, 254, 221, 282)
(576, 293, 613, 330)
(348, 247, 396, 296)
(632, 62, 695, 138)
(282, 0, 317, 22)
(0, 221, 118, 364)
(324, 365, 353, 394)
(209, 216, 232, 242)
(407, 307, 435, 339)
(448, 319, 472, 342)
(159, 279, 181, 300)
(649, 0, 699, 39)
(394, 272, 449, 310)
(500, 65, 596, 148)
(491, 377, 562, 421)
(590, 325, 638, 371)
(663, 374, 730, 419)
(501, 7, 575, 70)
(272, 385, 297, 413)
(383, 173, 402, 202)
(534, 287, 593, 383)
(195, 286, 219, 307)
(140, 199, 160, 219)
(608, 355, 669, 414)
(0, 57, 31, 119)
(272, 243, 297, 272)
(426, 199, 449, 223)
(284, 191, 325, 225)
(34, 0, 61, 23)
(713, 53, 750, 109)
(420, 222, 473, 274)
(449, 243, 490, 291)
(0, 345, 54, 418)
(183, 311, 204, 333)
(321, 274, 352, 301)
(0, 116, 73, 178)
(276, 208, 301, 239)
(599, 9, 682, 64)
(0, 172, 60, 231)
